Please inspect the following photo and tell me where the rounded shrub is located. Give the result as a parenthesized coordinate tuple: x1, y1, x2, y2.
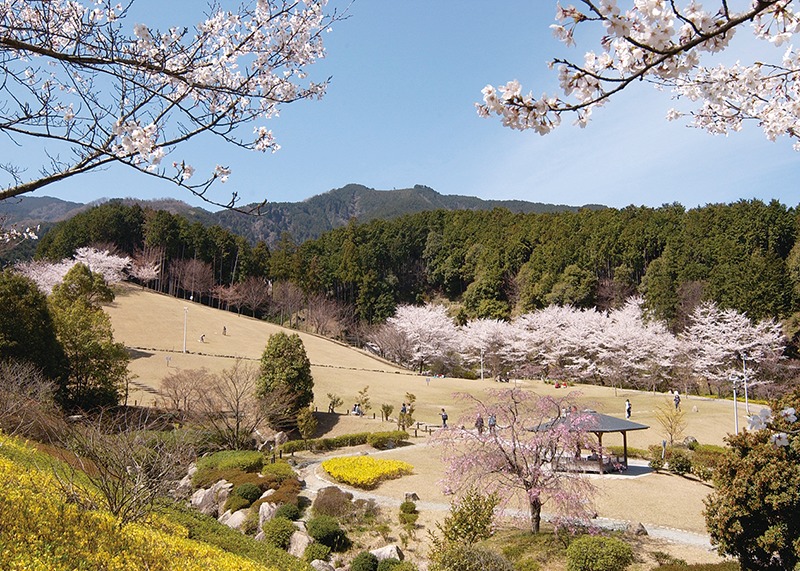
(234, 482, 263, 504)
(430, 543, 514, 571)
(261, 461, 297, 483)
(399, 501, 417, 514)
(377, 558, 402, 571)
(350, 551, 379, 571)
(668, 449, 692, 476)
(306, 515, 350, 551)
(274, 502, 301, 521)
(260, 516, 296, 550)
(303, 542, 331, 562)
(312, 486, 354, 518)
(566, 535, 633, 571)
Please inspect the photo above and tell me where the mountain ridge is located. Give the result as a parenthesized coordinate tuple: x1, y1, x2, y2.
(1, 184, 603, 246)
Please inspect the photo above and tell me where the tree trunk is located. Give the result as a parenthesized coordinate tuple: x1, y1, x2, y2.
(529, 496, 542, 534)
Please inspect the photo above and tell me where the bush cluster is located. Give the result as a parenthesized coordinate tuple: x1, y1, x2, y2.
(667, 449, 692, 476)
(321, 456, 413, 489)
(350, 551, 379, 571)
(303, 542, 331, 562)
(280, 431, 409, 454)
(260, 517, 296, 550)
(566, 535, 633, 571)
(235, 483, 264, 505)
(312, 486, 355, 518)
(306, 515, 350, 552)
(274, 503, 301, 521)
(261, 461, 297, 483)
(429, 543, 514, 571)
(197, 450, 265, 473)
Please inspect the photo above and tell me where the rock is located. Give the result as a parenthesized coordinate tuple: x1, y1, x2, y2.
(628, 522, 648, 536)
(274, 431, 288, 446)
(190, 480, 233, 517)
(258, 501, 280, 532)
(259, 488, 277, 500)
(310, 561, 335, 571)
(223, 509, 249, 531)
(404, 492, 420, 502)
(684, 436, 698, 449)
(370, 544, 404, 561)
(254, 531, 265, 542)
(288, 530, 313, 558)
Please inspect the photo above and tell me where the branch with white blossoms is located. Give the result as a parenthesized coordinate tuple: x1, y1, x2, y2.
(0, 0, 343, 213)
(747, 406, 798, 447)
(478, 1, 800, 149)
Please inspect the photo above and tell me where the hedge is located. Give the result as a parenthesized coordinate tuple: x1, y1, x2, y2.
(280, 431, 409, 454)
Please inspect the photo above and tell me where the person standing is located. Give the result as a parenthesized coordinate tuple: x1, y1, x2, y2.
(674, 392, 681, 411)
(440, 408, 448, 428)
(488, 413, 497, 433)
(475, 413, 484, 434)
(625, 399, 632, 419)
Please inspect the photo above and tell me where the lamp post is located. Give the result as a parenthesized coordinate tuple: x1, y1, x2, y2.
(729, 372, 743, 434)
(183, 307, 188, 353)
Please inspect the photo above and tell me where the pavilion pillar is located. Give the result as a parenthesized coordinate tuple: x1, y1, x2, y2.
(622, 431, 629, 469)
(597, 432, 604, 474)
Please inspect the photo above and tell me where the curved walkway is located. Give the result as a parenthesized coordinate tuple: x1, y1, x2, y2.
(293, 446, 714, 551)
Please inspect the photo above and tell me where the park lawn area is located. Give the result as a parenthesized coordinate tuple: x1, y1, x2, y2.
(106, 283, 746, 567)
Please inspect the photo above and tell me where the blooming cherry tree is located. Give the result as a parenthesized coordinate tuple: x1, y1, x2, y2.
(459, 318, 514, 379)
(387, 304, 458, 373)
(434, 388, 597, 534)
(16, 246, 130, 293)
(0, 0, 339, 211)
(478, 1, 800, 151)
(683, 301, 785, 395)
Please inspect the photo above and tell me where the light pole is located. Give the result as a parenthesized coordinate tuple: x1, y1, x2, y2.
(729, 372, 743, 434)
(183, 307, 188, 353)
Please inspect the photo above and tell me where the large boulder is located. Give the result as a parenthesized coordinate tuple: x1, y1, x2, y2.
(258, 501, 280, 532)
(221, 509, 250, 531)
(310, 561, 335, 571)
(274, 431, 288, 446)
(370, 544, 404, 561)
(190, 480, 233, 517)
(288, 530, 313, 558)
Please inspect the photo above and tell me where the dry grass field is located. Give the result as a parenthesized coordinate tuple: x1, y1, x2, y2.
(106, 284, 746, 565)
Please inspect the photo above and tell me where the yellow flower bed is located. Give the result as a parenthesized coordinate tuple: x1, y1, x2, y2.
(0, 433, 280, 571)
(321, 456, 413, 489)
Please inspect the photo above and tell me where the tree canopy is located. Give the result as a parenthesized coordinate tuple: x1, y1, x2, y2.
(258, 332, 313, 424)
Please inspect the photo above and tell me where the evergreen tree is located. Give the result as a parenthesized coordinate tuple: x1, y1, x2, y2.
(258, 332, 314, 422)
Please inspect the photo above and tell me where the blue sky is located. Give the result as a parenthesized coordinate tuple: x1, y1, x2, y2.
(23, 1, 800, 210)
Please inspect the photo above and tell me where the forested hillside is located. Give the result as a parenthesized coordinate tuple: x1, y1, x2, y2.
(29, 198, 800, 344)
(2, 185, 593, 249)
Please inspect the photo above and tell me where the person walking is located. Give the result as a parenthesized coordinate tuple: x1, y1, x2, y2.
(674, 392, 681, 411)
(440, 408, 448, 428)
(625, 399, 632, 419)
(487, 413, 497, 433)
(475, 413, 484, 434)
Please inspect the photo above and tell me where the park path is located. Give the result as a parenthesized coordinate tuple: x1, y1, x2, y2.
(292, 445, 715, 551)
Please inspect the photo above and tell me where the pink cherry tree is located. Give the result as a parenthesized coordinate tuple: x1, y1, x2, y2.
(459, 317, 515, 380)
(386, 303, 458, 373)
(478, 1, 800, 151)
(0, 0, 341, 211)
(434, 388, 597, 534)
(682, 301, 785, 400)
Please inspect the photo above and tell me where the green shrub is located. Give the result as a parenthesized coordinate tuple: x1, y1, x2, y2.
(158, 503, 313, 571)
(691, 464, 713, 481)
(566, 535, 633, 571)
(304, 542, 331, 562)
(275, 502, 301, 521)
(261, 461, 297, 483)
(260, 516, 296, 550)
(388, 563, 418, 571)
(668, 449, 692, 476)
(306, 515, 350, 551)
(430, 543, 514, 571)
(377, 558, 402, 571)
(399, 512, 419, 526)
(399, 500, 417, 514)
(606, 445, 648, 460)
(367, 431, 410, 450)
(234, 482, 263, 504)
(191, 467, 270, 490)
(350, 551, 379, 571)
(437, 488, 499, 544)
(196, 450, 265, 473)
(650, 550, 687, 566)
(269, 478, 302, 505)
(313, 486, 354, 518)
(223, 494, 250, 513)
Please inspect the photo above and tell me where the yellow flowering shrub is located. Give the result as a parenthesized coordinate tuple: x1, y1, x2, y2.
(321, 456, 413, 489)
(0, 433, 291, 571)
